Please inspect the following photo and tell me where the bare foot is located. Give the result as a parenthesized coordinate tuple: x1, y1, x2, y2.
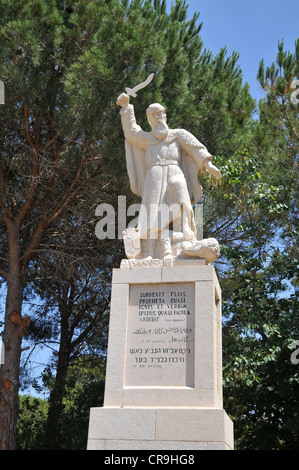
(163, 254, 173, 266)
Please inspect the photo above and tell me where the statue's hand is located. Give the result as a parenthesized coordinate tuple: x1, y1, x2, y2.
(205, 160, 221, 180)
(116, 92, 130, 108)
(211, 167, 221, 180)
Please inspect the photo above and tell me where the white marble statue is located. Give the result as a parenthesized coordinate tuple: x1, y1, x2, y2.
(116, 81, 221, 267)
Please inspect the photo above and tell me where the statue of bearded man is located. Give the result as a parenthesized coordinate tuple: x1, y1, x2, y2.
(116, 92, 221, 263)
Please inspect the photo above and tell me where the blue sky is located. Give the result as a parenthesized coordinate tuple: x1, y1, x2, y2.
(167, 0, 299, 102)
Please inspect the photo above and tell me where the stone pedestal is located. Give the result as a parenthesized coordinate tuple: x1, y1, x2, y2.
(87, 262, 234, 450)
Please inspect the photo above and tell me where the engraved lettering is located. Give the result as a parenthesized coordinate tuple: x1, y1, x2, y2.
(125, 283, 195, 387)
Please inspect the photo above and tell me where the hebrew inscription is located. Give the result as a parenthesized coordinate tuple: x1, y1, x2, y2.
(125, 283, 195, 387)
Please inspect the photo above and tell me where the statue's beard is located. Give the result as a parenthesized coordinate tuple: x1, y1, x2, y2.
(151, 121, 169, 141)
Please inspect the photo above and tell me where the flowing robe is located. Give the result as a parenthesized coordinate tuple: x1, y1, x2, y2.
(120, 104, 213, 240)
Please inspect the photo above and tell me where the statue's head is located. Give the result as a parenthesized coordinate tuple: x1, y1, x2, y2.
(146, 103, 166, 126)
(146, 103, 169, 140)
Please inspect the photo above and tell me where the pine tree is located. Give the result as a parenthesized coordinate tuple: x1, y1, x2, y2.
(0, 0, 256, 449)
(0, 0, 169, 449)
(219, 38, 299, 449)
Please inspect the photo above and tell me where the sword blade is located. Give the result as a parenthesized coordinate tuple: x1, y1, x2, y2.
(125, 73, 154, 97)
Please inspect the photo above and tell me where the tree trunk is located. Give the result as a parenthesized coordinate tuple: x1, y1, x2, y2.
(43, 341, 70, 449)
(0, 249, 28, 449)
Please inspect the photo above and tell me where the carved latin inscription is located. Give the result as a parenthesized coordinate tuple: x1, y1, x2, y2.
(125, 283, 195, 387)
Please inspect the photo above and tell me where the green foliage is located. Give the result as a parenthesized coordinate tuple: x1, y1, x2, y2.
(17, 357, 105, 449)
(48, 357, 106, 450)
(211, 38, 299, 449)
(222, 250, 299, 449)
(257, 38, 299, 145)
(17, 395, 48, 450)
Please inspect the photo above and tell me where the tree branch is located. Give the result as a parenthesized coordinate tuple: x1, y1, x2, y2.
(49, 139, 91, 218)
(70, 309, 106, 355)
(24, 103, 35, 150)
(281, 108, 299, 140)
(41, 124, 66, 151)
(20, 138, 102, 271)
(0, 268, 8, 279)
(0, 153, 14, 222)
(16, 105, 40, 226)
(20, 160, 102, 272)
(21, 218, 49, 272)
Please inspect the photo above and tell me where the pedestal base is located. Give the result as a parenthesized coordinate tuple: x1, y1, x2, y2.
(87, 264, 234, 450)
(87, 407, 234, 450)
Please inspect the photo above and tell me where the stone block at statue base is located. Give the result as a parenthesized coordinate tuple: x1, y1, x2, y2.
(87, 264, 234, 450)
(87, 407, 233, 450)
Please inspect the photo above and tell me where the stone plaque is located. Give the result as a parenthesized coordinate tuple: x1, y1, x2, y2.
(125, 282, 195, 387)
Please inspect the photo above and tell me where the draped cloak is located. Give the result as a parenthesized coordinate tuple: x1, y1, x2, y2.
(120, 104, 213, 239)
